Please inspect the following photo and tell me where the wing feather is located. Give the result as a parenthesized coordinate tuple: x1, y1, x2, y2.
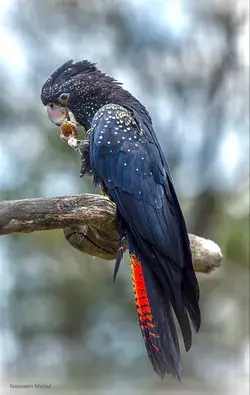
(90, 103, 200, 367)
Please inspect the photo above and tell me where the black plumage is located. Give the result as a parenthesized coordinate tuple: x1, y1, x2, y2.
(41, 60, 201, 380)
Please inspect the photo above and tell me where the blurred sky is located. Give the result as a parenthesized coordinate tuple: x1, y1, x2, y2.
(0, 1, 249, 394)
(0, 0, 249, 192)
(1, 0, 249, 72)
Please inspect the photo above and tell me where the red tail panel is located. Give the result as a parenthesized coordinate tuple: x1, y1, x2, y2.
(130, 254, 161, 351)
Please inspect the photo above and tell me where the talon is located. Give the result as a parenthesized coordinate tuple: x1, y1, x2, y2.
(60, 132, 71, 142)
(68, 137, 78, 148)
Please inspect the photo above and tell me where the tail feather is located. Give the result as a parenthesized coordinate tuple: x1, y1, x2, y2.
(150, 249, 193, 352)
(128, 232, 200, 379)
(132, 233, 197, 351)
(182, 266, 201, 333)
(130, 250, 182, 379)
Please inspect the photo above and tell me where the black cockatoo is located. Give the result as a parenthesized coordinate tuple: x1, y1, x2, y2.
(41, 60, 200, 380)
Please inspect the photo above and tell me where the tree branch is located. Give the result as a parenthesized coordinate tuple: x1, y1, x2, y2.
(0, 194, 222, 274)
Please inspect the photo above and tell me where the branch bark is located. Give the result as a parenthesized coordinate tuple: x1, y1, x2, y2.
(0, 194, 222, 274)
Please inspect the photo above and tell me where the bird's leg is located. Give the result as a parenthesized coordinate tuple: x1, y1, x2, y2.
(76, 139, 90, 152)
(63, 137, 90, 152)
(79, 139, 91, 177)
(59, 121, 92, 176)
(61, 135, 91, 177)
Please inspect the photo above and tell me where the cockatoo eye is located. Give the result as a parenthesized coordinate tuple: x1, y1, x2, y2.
(59, 93, 70, 105)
